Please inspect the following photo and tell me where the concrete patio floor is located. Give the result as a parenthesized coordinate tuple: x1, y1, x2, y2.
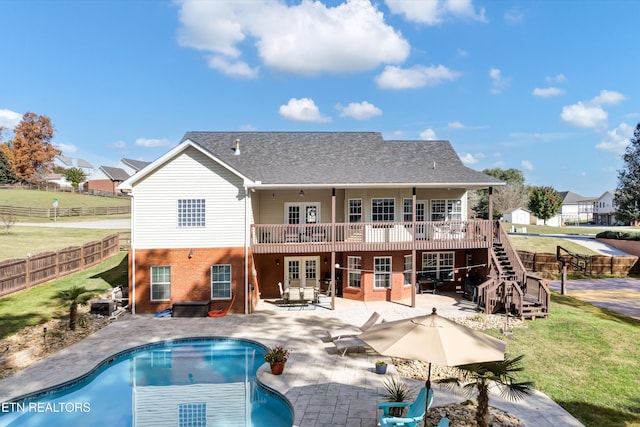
(0, 292, 584, 426)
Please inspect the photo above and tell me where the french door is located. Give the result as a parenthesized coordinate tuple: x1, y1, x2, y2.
(285, 256, 320, 289)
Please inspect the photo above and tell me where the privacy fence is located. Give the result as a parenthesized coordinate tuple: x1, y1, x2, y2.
(0, 233, 122, 297)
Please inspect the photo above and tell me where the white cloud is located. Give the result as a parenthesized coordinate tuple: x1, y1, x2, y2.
(595, 122, 634, 155)
(459, 153, 478, 164)
(592, 89, 626, 106)
(419, 128, 438, 140)
(385, 0, 486, 25)
(546, 74, 567, 84)
(177, 0, 409, 76)
(560, 102, 608, 129)
(207, 56, 259, 79)
(279, 98, 331, 123)
(561, 90, 627, 129)
(54, 143, 77, 154)
(489, 68, 510, 94)
(448, 121, 464, 129)
(134, 138, 173, 148)
(532, 87, 565, 98)
(337, 101, 382, 120)
(0, 109, 22, 129)
(456, 48, 468, 57)
(375, 64, 460, 89)
(504, 8, 524, 24)
(114, 140, 126, 149)
(521, 160, 534, 171)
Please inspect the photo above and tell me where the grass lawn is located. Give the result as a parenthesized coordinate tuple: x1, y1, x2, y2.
(0, 189, 128, 208)
(505, 293, 640, 427)
(0, 252, 128, 339)
(0, 226, 128, 260)
(508, 235, 600, 255)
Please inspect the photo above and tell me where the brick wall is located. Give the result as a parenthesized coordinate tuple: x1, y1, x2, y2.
(129, 247, 247, 314)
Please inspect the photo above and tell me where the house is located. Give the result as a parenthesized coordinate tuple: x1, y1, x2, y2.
(87, 158, 151, 195)
(119, 132, 549, 318)
(502, 207, 531, 225)
(54, 155, 94, 175)
(593, 190, 617, 225)
(536, 191, 595, 227)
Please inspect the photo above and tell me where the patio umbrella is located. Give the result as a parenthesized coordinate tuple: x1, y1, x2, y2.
(358, 307, 506, 417)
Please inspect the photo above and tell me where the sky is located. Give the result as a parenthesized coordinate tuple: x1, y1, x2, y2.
(0, 0, 638, 198)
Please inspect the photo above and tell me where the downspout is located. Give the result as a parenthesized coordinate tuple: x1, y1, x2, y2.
(488, 186, 494, 221)
(130, 193, 136, 315)
(331, 188, 336, 311)
(411, 187, 416, 308)
(244, 186, 249, 315)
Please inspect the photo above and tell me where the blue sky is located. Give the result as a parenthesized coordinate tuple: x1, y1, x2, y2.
(0, 0, 637, 198)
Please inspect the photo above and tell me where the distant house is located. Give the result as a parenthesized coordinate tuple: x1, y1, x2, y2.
(54, 155, 94, 176)
(536, 191, 595, 227)
(45, 173, 71, 188)
(593, 190, 617, 225)
(502, 207, 531, 225)
(87, 158, 151, 195)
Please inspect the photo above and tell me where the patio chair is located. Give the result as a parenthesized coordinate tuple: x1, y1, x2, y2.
(378, 387, 433, 427)
(278, 282, 289, 304)
(437, 417, 450, 427)
(333, 336, 369, 357)
(301, 286, 316, 303)
(326, 311, 382, 341)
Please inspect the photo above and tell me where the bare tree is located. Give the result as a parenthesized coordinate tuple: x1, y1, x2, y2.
(1, 209, 16, 234)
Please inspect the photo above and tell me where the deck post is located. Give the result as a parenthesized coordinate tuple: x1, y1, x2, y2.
(411, 187, 416, 308)
(331, 188, 336, 310)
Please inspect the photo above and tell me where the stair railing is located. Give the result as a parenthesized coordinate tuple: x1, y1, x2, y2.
(494, 221, 527, 284)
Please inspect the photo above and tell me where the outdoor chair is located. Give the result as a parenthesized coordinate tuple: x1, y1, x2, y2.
(377, 387, 433, 427)
(333, 336, 369, 357)
(437, 417, 450, 427)
(326, 311, 382, 341)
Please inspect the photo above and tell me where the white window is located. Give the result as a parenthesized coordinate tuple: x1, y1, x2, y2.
(178, 199, 206, 227)
(430, 199, 462, 221)
(349, 199, 362, 223)
(150, 266, 171, 301)
(374, 257, 392, 288)
(178, 402, 206, 427)
(403, 199, 413, 222)
(347, 256, 362, 288)
(372, 198, 395, 222)
(422, 252, 454, 280)
(210, 265, 232, 299)
(404, 255, 412, 286)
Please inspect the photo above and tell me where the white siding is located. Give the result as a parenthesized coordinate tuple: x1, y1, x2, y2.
(132, 147, 248, 249)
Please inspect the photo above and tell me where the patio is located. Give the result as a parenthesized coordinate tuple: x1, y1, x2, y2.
(0, 292, 583, 426)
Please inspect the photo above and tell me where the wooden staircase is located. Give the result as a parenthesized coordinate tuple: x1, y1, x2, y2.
(477, 222, 550, 320)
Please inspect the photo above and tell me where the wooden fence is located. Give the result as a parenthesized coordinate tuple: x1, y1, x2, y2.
(0, 205, 130, 218)
(0, 233, 122, 297)
(517, 251, 640, 276)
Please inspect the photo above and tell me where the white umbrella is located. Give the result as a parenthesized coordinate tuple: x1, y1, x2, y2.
(358, 308, 506, 417)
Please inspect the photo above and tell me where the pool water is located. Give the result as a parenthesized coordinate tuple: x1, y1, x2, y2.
(0, 338, 293, 427)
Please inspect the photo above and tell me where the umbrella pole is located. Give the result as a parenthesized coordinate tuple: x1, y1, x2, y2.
(425, 362, 432, 420)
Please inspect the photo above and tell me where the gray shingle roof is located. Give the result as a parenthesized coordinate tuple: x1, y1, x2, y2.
(121, 158, 151, 171)
(182, 132, 503, 188)
(101, 166, 130, 181)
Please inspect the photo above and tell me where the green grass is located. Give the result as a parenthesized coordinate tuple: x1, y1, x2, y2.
(510, 223, 640, 236)
(508, 235, 600, 255)
(0, 189, 129, 207)
(0, 226, 128, 260)
(0, 252, 128, 339)
(505, 293, 640, 427)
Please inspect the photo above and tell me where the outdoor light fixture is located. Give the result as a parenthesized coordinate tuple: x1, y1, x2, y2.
(276, 258, 280, 266)
(188, 249, 194, 259)
(324, 257, 328, 264)
(299, 190, 305, 197)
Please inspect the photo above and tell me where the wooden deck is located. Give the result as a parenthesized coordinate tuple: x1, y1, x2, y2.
(251, 220, 493, 254)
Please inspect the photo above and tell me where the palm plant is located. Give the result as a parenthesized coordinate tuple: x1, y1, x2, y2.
(381, 376, 413, 417)
(436, 354, 534, 427)
(54, 286, 95, 330)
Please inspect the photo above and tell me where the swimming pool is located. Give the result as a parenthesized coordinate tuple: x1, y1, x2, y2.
(0, 337, 294, 427)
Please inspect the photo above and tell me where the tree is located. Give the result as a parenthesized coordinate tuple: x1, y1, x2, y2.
(614, 123, 640, 225)
(528, 186, 562, 225)
(0, 149, 17, 184)
(64, 167, 87, 191)
(437, 355, 534, 427)
(473, 168, 528, 219)
(54, 286, 95, 330)
(8, 112, 60, 183)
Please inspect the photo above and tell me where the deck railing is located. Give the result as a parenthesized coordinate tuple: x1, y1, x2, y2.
(250, 220, 493, 253)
